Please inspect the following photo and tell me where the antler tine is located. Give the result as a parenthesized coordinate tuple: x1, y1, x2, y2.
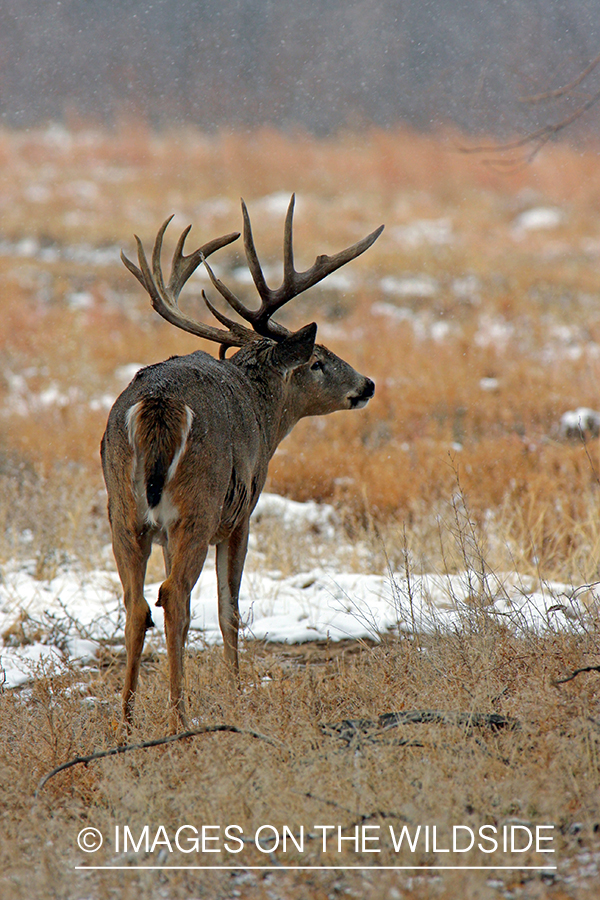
(168, 223, 242, 303)
(241, 198, 271, 300)
(282, 193, 296, 284)
(167, 223, 194, 300)
(201, 291, 260, 359)
(151, 216, 173, 296)
(235, 196, 296, 337)
(121, 243, 149, 294)
(121, 218, 257, 349)
(202, 254, 258, 323)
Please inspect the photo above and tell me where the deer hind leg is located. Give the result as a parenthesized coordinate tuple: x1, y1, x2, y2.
(157, 521, 209, 732)
(111, 526, 153, 726)
(216, 519, 249, 680)
(162, 543, 172, 577)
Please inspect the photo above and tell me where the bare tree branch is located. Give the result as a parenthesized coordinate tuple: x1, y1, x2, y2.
(460, 84, 600, 165)
(522, 50, 600, 103)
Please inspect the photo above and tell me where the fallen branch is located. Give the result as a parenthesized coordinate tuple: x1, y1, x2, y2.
(35, 724, 281, 797)
(321, 710, 520, 746)
(553, 665, 600, 686)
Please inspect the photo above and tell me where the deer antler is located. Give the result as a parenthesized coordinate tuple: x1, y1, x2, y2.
(123, 198, 384, 351)
(121, 217, 254, 348)
(203, 194, 384, 341)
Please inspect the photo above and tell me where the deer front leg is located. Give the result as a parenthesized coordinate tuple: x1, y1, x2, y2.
(216, 519, 249, 679)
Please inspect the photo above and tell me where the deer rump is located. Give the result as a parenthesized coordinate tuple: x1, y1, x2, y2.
(104, 351, 266, 546)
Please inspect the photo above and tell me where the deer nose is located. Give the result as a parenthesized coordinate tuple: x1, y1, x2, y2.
(363, 378, 375, 399)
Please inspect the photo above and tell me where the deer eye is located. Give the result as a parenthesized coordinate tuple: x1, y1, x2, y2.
(310, 359, 323, 372)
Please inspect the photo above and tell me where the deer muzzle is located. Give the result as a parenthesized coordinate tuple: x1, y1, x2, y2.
(349, 377, 375, 409)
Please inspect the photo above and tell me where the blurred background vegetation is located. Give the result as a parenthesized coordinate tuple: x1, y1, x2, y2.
(2, 0, 600, 141)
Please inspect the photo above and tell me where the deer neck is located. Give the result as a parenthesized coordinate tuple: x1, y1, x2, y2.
(229, 347, 294, 457)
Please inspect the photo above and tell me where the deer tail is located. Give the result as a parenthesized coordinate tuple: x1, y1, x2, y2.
(126, 397, 194, 511)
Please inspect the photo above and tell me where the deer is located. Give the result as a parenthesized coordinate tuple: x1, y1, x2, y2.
(101, 195, 383, 730)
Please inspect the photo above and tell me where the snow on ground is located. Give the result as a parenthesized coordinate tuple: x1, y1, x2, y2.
(512, 206, 563, 236)
(0, 494, 594, 689)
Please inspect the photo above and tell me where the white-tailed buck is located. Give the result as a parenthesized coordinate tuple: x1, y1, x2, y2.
(101, 195, 383, 729)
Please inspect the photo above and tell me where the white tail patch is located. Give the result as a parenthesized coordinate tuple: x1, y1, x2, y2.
(144, 491, 180, 529)
(125, 401, 143, 447)
(167, 404, 194, 484)
(126, 402, 146, 521)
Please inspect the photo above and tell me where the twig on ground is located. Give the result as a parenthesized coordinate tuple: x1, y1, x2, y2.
(35, 724, 282, 797)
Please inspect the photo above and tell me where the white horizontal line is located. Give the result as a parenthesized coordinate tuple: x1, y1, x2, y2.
(76, 865, 558, 871)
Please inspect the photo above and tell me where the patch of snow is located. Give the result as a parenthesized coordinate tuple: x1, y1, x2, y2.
(370, 302, 414, 323)
(42, 124, 73, 149)
(252, 493, 337, 539)
(232, 263, 282, 285)
(14, 237, 39, 258)
(200, 197, 234, 218)
(317, 271, 355, 292)
(380, 275, 438, 298)
(37, 384, 76, 408)
(65, 637, 100, 662)
(513, 207, 563, 236)
(559, 408, 600, 440)
(257, 192, 296, 216)
(370, 303, 456, 343)
(67, 180, 100, 203)
(474, 314, 514, 352)
(392, 218, 453, 248)
(430, 320, 451, 342)
(89, 394, 117, 412)
(0, 492, 594, 688)
(67, 291, 94, 310)
(1, 643, 64, 688)
(25, 184, 52, 204)
(452, 275, 481, 303)
(114, 363, 144, 385)
(480, 377, 500, 392)
(0, 238, 122, 268)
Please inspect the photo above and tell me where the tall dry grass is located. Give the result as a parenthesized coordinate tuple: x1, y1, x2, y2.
(1, 598, 599, 898)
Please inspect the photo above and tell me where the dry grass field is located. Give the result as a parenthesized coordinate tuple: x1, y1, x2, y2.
(1, 126, 600, 898)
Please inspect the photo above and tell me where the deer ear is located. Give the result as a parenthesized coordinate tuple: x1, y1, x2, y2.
(272, 322, 317, 371)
